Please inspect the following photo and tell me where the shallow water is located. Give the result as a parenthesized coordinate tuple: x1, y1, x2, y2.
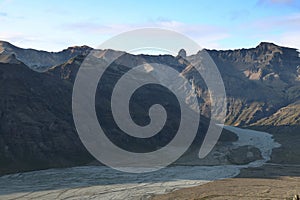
(0, 126, 280, 200)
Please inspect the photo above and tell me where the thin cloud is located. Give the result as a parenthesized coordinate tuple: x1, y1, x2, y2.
(0, 0, 13, 9)
(0, 12, 7, 16)
(0, 32, 27, 42)
(269, 0, 293, 3)
(243, 13, 300, 49)
(229, 9, 250, 21)
(64, 19, 230, 49)
(257, 0, 294, 5)
(251, 13, 300, 30)
(0, 32, 75, 51)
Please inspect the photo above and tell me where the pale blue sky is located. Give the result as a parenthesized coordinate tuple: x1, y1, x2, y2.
(0, 0, 300, 51)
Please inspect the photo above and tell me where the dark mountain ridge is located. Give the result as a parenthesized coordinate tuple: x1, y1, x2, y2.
(0, 41, 299, 174)
(0, 48, 238, 175)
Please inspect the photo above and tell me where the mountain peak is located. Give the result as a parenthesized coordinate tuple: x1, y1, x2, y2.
(0, 41, 17, 53)
(66, 45, 92, 51)
(257, 42, 278, 47)
(178, 49, 187, 59)
(255, 42, 298, 51)
(256, 42, 280, 51)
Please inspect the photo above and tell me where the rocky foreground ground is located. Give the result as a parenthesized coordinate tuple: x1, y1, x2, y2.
(151, 177, 300, 200)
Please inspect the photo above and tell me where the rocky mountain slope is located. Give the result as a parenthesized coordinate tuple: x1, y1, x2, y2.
(185, 42, 300, 126)
(184, 43, 300, 165)
(0, 48, 237, 175)
(0, 61, 94, 174)
(0, 41, 299, 174)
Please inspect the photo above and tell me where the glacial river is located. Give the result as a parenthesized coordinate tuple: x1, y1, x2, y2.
(0, 126, 280, 200)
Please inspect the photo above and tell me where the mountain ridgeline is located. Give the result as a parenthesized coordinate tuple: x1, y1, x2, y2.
(0, 41, 92, 71)
(0, 41, 299, 174)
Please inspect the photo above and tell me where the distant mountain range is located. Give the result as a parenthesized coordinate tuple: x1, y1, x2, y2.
(0, 41, 92, 71)
(0, 41, 299, 174)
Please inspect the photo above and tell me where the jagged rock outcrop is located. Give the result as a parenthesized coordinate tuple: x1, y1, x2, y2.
(178, 49, 187, 59)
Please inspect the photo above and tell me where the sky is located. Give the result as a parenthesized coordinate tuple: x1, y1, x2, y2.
(0, 0, 300, 52)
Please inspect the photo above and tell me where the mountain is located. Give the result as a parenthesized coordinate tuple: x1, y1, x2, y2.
(184, 42, 300, 126)
(0, 48, 237, 175)
(207, 42, 299, 84)
(0, 41, 299, 174)
(0, 41, 92, 71)
(49, 42, 300, 127)
(184, 42, 300, 165)
(0, 61, 95, 174)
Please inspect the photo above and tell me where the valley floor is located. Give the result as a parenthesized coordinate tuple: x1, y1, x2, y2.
(1, 126, 299, 200)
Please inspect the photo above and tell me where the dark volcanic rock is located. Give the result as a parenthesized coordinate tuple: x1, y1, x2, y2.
(227, 145, 263, 165)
